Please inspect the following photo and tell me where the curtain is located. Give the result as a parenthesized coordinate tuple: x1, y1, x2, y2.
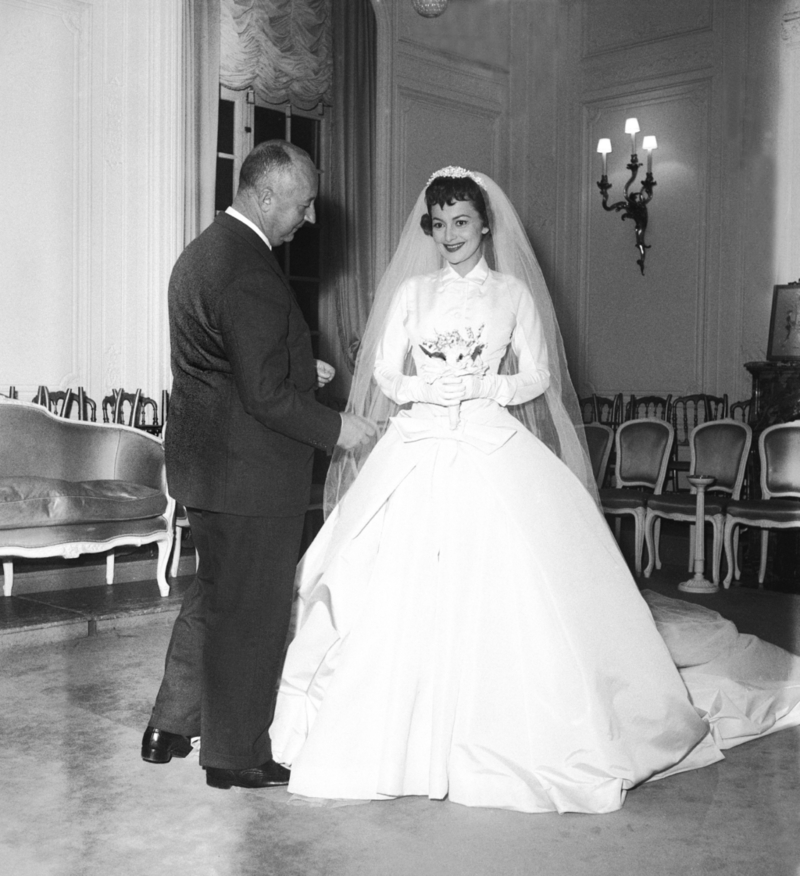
(219, 0, 332, 109)
(320, 0, 376, 401)
(183, 0, 220, 244)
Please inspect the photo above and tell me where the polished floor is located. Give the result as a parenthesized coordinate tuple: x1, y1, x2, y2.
(1, 555, 799, 876)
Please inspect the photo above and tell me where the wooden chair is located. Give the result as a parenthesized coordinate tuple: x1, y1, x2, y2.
(704, 393, 729, 420)
(103, 389, 161, 434)
(592, 393, 623, 429)
(62, 387, 97, 422)
(3, 387, 18, 399)
(723, 422, 800, 588)
(32, 386, 71, 417)
(583, 423, 614, 488)
(600, 418, 674, 576)
(579, 397, 596, 424)
(643, 419, 752, 585)
(626, 394, 672, 421)
(669, 394, 720, 490)
(730, 399, 752, 424)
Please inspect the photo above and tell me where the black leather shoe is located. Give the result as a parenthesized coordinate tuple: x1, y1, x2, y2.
(141, 726, 193, 764)
(205, 759, 290, 789)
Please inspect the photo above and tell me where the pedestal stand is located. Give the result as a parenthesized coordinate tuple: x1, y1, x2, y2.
(678, 475, 719, 594)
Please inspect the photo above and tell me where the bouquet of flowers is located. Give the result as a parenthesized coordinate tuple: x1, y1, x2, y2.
(419, 326, 487, 429)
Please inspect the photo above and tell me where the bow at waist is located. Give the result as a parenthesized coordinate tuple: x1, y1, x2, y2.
(390, 415, 515, 454)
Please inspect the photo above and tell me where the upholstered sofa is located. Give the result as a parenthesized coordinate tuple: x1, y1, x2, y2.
(0, 399, 174, 597)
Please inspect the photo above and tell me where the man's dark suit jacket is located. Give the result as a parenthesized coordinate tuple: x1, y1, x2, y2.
(165, 212, 341, 517)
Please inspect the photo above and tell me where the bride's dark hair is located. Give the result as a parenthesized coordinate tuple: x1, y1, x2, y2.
(420, 176, 490, 235)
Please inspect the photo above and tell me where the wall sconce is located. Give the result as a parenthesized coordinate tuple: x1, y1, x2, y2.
(412, 0, 449, 17)
(596, 118, 657, 275)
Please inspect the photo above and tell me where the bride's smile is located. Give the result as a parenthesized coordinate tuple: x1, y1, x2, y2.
(430, 200, 489, 276)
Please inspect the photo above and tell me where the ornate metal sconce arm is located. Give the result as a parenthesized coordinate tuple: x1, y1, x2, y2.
(597, 157, 657, 275)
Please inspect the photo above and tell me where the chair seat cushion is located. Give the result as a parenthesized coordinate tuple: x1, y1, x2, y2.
(647, 494, 728, 516)
(725, 498, 800, 524)
(600, 488, 650, 511)
(0, 476, 167, 530)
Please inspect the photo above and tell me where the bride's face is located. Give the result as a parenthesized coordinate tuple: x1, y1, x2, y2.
(430, 199, 489, 277)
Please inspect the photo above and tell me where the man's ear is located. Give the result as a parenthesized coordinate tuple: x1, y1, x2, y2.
(256, 179, 274, 208)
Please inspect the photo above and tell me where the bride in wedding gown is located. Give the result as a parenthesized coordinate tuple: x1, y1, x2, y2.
(269, 168, 800, 814)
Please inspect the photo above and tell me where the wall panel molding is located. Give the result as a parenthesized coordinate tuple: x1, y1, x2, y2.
(582, 0, 712, 58)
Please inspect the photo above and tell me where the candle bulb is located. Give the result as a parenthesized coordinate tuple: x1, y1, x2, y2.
(624, 117, 640, 157)
(642, 135, 657, 174)
(597, 138, 612, 177)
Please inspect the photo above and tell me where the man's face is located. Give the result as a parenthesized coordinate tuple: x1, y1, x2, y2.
(264, 163, 318, 246)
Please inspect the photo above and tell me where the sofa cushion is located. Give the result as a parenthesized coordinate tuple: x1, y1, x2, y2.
(0, 477, 167, 530)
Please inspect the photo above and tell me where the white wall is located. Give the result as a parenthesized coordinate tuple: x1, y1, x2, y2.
(553, 0, 800, 402)
(0, 0, 183, 405)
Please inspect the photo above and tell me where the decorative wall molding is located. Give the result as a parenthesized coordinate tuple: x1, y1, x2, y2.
(578, 80, 713, 394)
(782, 11, 800, 44)
(582, 30, 714, 94)
(582, 0, 712, 58)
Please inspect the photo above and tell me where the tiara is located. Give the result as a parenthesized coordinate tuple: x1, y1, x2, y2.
(425, 166, 486, 189)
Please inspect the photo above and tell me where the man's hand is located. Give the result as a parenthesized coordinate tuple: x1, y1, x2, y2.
(336, 413, 377, 449)
(316, 360, 336, 388)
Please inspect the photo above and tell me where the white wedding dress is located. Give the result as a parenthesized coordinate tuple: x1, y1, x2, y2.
(270, 260, 800, 814)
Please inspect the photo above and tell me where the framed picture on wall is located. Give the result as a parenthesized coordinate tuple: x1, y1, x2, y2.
(767, 282, 800, 362)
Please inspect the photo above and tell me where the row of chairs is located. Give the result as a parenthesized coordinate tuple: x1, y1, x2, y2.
(586, 418, 800, 587)
(581, 392, 751, 492)
(3, 386, 167, 436)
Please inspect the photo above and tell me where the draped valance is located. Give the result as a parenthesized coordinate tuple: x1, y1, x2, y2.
(220, 0, 332, 109)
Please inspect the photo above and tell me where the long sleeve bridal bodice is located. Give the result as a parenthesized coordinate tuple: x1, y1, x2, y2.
(373, 258, 550, 413)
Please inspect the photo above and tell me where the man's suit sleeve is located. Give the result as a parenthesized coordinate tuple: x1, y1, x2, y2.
(219, 269, 341, 451)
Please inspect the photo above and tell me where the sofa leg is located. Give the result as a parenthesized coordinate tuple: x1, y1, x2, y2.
(106, 552, 115, 585)
(2, 561, 13, 597)
(156, 539, 171, 597)
(170, 524, 183, 578)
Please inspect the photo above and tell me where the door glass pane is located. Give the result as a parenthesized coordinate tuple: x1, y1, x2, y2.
(215, 157, 234, 212)
(291, 115, 318, 163)
(254, 106, 286, 145)
(218, 100, 235, 154)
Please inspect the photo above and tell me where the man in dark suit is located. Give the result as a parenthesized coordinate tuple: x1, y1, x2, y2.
(141, 140, 374, 789)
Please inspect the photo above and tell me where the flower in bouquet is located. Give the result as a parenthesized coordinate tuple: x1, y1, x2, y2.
(419, 326, 487, 428)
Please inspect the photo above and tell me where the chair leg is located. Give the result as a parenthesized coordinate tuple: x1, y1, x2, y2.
(170, 524, 184, 578)
(733, 527, 741, 581)
(687, 524, 695, 572)
(710, 516, 724, 585)
(643, 511, 657, 578)
(2, 561, 13, 597)
(723, 519, 736, 589)
(758, 529, 769, 587)
(633, 510, 645, 577)
(156, 539, 171, 597)
(106, 552, 115, 585)
(654, 518, 662, 570)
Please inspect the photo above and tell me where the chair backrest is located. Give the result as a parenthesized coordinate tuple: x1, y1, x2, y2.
(579, 396, 595, 424)
(704, 393, 729, 420)
(32, 386, 71, 417)
(729, 398, 751, 424)
(760, 422, 800, 499)
(62, 387, 97, 422)
(626, 394, 672, 421)
(671, 394, 711, 447)
(690, 419, 752, 498)
(584, 423, 614, 487)
(592, 393, 623, 428)
(613, 418, 674, 492)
